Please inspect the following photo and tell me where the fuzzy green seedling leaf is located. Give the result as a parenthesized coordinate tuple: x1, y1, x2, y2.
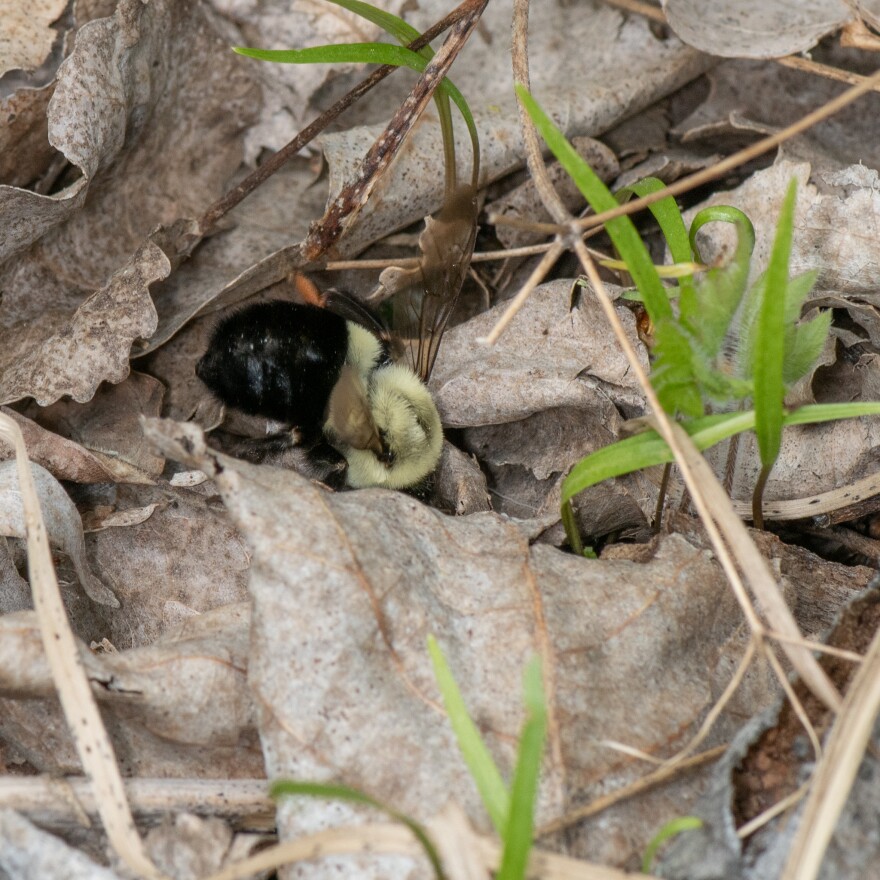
(650, 321, 706, 418)
(514, 85, 670, 325)
(497, 658, 547, 880)
(684, 206, 754, 357)
(784, 309, 832, 385)
(642, 816, 704, 873)
(648, 205, 755, 416)
(753, 179, 798, 470)
(428, 636, 509, 835)
(270, 780, 446, 879)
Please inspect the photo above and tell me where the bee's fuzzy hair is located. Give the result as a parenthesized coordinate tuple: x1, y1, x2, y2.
(345, 323, 384, 377)
(343, 364, 443, 490)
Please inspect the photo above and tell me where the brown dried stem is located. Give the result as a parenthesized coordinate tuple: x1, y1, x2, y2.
(304, 0, 488, 261)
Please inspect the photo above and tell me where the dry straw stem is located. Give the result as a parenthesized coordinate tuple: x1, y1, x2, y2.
(738, 782, 809, 840)
(729, 469, 880, 523)
(0, 413, 165, 880)
(0, 777, 274, 830)
(780, 620, 880, 880)
(199, 816, 653, 880)
(571, 241, 842, 710)
(505, 0, 844, 711)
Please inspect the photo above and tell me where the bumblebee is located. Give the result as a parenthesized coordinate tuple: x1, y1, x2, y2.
(196, 298, 443, 489)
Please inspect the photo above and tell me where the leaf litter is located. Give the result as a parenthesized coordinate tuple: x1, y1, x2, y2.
(2, 1, 880, 878)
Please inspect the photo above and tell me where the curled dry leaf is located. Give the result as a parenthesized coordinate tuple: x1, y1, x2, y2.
(0, 241, 167, 408)
(661, 0, 852, 59)
(0, 407, 127, 484)
(431, 279, 647, 427)
(0, 0, 258, 411)
(0, 460, 117, 607)
(1, 0, 256, 266)
(28, 372, 166, 481)
(0, 84, 57, 189)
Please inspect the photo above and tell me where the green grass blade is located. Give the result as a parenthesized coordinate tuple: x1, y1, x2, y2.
(561, 411, 755, 504)
(497, 658, 547, 880)
(514, 84, 670, 324)
(235, 42, 406, 65)
(325, 0, 422, 47)
(560, 401, 880, 505)
(617, 176, 694, 302)
(753, 179, 797, 470)
(428, 636, 509, 835)
(270, 780, 446, 879)
(233, 44, 471, 124)
(784, 401, 880, 425)
(235, 42, 479, 184)
(642, 816, 704, 873)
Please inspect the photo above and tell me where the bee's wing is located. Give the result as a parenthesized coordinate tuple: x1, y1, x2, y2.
(322, 288, 388, 337)
(396, 184, 479, 382)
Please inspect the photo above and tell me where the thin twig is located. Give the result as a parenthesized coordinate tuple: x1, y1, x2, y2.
(490, 68, 880, 239)
(198, 0, 485, 238)
(304, 1, 488, 260)
(536, 745, 727, 837)
(0, 415, 165, 880)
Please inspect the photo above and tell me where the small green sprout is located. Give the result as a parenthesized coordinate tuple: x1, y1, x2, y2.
(515, 84, 880, 551)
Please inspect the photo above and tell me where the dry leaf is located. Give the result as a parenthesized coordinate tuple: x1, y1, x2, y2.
(0, 604, 262, 777)
(0, 407, 127, 484)
(662, 0, 852, 59)
(83, 484, 251, 649)
(143, 419, 792, 868)
(0, 0, 68, 77)
(0, 242, 166, 408)
(29, 372, 166, 480)
(431, 279, 647, 427)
